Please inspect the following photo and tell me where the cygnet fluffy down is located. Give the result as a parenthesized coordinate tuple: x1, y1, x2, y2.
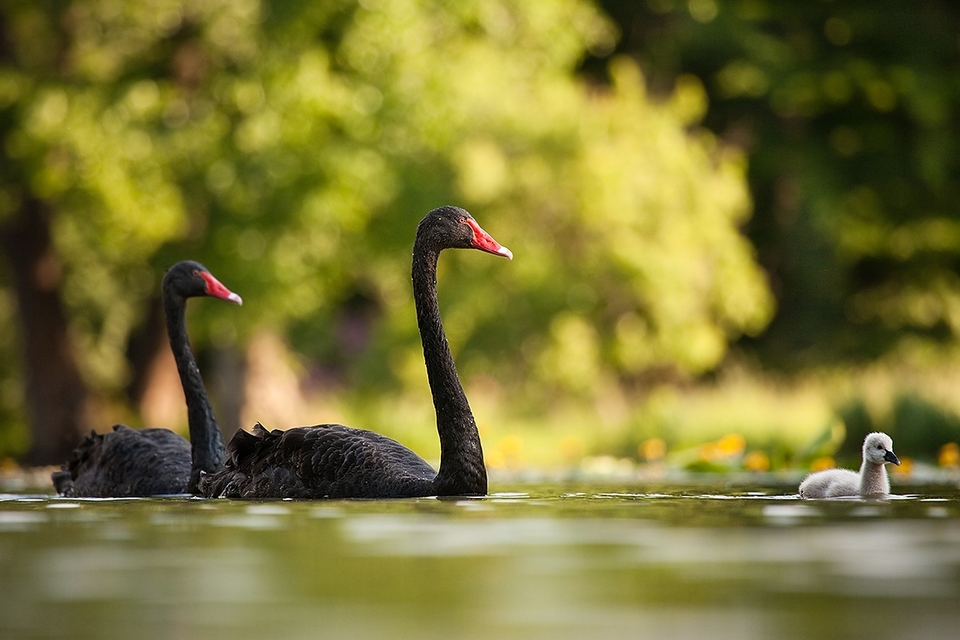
(799, 432, 900, 498)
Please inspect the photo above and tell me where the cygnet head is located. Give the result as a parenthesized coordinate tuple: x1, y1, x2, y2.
(863, 432, 900, 466)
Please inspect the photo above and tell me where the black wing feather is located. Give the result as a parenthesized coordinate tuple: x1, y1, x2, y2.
(53, 425, 192, 497)
(200, 423, 437, 499)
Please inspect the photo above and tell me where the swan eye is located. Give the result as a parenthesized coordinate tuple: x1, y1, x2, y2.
(192, 269, 201, 277)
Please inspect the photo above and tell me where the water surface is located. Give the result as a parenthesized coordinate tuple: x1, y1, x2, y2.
(2, 482, 959, 640)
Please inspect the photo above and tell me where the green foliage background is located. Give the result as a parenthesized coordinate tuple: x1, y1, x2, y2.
(600, 0, 960, 363)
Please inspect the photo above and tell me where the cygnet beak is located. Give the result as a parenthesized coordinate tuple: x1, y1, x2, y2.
(883, 450, 901, 466)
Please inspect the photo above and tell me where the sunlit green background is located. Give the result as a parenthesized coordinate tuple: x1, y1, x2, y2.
(1, 0, 960, 479)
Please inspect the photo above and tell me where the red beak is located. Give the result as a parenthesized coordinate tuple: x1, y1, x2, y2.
(199, 271, 243, 305)
(464, 218, 513, 260)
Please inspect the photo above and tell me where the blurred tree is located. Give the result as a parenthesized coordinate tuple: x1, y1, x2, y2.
(592, 0, 960, 365)
(229, 0, 773, 407)
(0, 0, 773, 461)
(0, 199, 88, 464)
(0, 7, 91, 464)
(0, 0, 264, 461)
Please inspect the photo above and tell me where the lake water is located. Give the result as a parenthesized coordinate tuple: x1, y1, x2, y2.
(2, 480, 960, 640)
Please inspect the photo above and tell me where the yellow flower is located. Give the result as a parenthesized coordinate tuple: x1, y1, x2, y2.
(639, 437, 666, 461)
(938, 442, 960, 468)
(891, 457, 912, 476)
(743, 450, 770, 472)
(485, 449, 506, 470)
(494, 434, 525, 469)
(699, 442, 719, 461)
(559, 436, 584, 461)
(715, 433, 746, 457)
(499, 434, 524, 457)
(810, 456, 835, 472)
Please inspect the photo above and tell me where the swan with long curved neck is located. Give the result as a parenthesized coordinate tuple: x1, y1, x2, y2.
(52, 261, 242, 497)
(199, 206, 512, 499)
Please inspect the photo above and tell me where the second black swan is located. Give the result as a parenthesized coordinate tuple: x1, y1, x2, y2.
(52, 261, 242, 497)
(199, 206, 512, 499)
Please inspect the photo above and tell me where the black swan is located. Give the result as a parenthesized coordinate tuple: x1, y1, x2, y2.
(799, 432, 901, 498)
(199, 206, 512, 499)
(52, 261, 242, 497)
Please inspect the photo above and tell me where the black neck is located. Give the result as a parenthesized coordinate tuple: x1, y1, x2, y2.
(412, 239, 487, 495)
(163, 293, 224, 492)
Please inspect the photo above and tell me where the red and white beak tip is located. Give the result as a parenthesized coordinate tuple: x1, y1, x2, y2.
(200, 271, 243, 305)
(465, 218, 513, 260)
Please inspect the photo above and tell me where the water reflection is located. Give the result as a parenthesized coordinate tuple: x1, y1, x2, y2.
(1, 485, 959, 640)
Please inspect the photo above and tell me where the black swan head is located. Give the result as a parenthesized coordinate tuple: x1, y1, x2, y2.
(163, 260, 244, 306)
(416, 205, 514, 259)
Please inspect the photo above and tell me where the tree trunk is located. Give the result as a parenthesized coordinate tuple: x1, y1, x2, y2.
(125, 293, 166, 406)
(0, 199, 89, 465)
(209, 345, 246, 443)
